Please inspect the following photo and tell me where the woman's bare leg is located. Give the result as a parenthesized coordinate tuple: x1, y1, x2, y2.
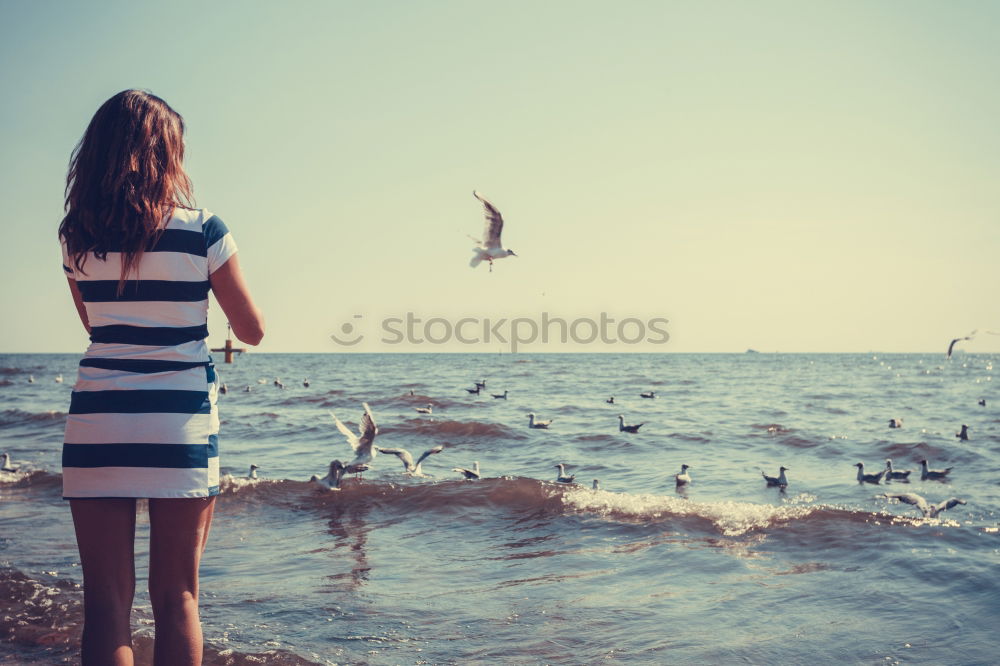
(70, 498, 137, 666)
(147, 496, 216, 666)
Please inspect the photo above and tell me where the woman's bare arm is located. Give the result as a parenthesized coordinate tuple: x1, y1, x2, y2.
(209, 254, 264, 345)
(66, 278, 91, 335)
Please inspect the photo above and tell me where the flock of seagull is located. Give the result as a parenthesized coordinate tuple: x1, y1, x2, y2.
(227, 375, 978, 523)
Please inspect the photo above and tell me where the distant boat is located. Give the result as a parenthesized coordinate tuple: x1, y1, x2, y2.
(745, 349, 759, 354)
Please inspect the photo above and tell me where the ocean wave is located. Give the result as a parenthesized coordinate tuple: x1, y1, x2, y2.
(0, 470, 61, 491)
(0, 409, 66, 427)
(379, 418, 526, 440)
(212, 475, 883, 539)
(780, 435, 822, 449)
(751, 423, 791, 435)
(560, 485, 819, 536)
(667, 432, 712, 444)
(881, 441, 945, 460)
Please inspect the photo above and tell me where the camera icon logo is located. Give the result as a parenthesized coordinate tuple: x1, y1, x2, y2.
(330, 315, 364, 346)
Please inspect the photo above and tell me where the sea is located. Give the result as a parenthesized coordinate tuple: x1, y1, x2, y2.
(1, 352, 998, 665)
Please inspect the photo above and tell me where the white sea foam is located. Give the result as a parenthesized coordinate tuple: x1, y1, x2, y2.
(560, 486, 816, 537)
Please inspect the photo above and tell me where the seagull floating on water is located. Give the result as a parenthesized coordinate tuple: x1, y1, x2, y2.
(919, 459, 953, 481)
(55, 374, 64, 383)
(855, 462, 886, 484)
(884, 459, 911, 481)
(475, 379, 487, 390)
(640, 391, 655, 399)
(247, 464, 260, 480)
(880, 493, 966, 518)
(469, 191, 517, 272)
(554, 463, 575, 484)
(762, 466, 789, 487)
(378, 445, 444, 476)
(1, 452, 19, 473)
(244, 385, 252, 392)
(979, 399, 986, 407)
(888, 418, 903, 428)
(465, 385, 481, 395)
(452, 461, 481, 480)
(219, 383, 228, 395)
(491, 390, 508, 400)
(415, 404, 433, 415)
(617, 415, 644, 433)
(303, 379, 311, 388)
(956, 425, 970, 441)
(331, 402, 379, 479)
(675, 464, 692, 486)
(528, 413, 552, 429)
(274, 378, 284, 389)
(606, 396, 615, 404)
(27, 375, 35, 384)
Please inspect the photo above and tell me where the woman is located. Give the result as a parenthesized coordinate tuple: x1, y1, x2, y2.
(59, 90, 264, 665)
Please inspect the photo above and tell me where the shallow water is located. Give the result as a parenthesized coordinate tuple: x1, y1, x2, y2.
(1, 352, 998, 664)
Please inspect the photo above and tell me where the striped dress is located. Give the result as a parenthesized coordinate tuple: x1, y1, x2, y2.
(60, 208, 237, 499)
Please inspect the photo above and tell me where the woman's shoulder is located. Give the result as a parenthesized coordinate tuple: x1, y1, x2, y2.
(164, 206, 215, 230)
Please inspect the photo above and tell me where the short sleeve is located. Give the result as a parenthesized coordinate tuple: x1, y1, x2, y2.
(60, 236, 76, 279)
(203, 214, 238, 274)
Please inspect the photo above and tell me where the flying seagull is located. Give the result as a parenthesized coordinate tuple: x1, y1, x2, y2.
(947, 330, 977, 358)
(310, 460, 369, 491)
(330, 402, 379, 478)
(377, 445, 444, 476)
(469, 191, 517, 272)
(879, 493, 966, 518)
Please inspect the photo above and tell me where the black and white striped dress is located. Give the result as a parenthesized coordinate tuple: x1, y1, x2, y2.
(60, 208, 236, 499)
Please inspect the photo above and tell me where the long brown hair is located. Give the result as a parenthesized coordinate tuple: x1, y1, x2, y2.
(59, 90, 194, 289)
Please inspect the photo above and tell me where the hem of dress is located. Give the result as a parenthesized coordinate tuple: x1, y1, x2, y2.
(63, 486, 220, 500)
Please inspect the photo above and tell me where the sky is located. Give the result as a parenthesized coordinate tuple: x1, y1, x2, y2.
(1, 0, 998, 354)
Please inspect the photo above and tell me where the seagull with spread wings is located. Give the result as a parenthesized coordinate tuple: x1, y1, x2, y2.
(377, 445, 444, 477)
(469, 191, 517, 272)
(330, 402, 379, 478)
(947, 330, 978, 358)
(879, 493, 966, 518)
